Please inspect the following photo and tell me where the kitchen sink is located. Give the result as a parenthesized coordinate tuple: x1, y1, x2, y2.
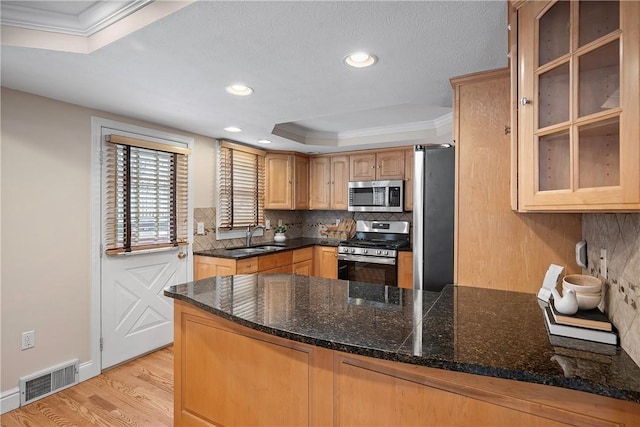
(225, 245, 286, 256)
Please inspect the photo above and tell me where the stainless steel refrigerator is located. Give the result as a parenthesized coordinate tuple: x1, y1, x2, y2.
(413, 145, 455, 291)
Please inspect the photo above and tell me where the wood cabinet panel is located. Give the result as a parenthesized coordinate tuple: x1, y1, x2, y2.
(294, 155, 309, 209)
(175, 301, 640, 427)
(293, 247, 313, 263)
(236, 257, 258, 274)
(376, 151, 405, 180)
(266, 153, 309, 210)
(310, 155, 349, 210)
(451, 69, 582, 292)
(331, 155, 349, 210)
(265, 153, 292, 209)
(292, 260, 312, 276)
(397, 251, 413, 289)
(309, 156, 331, 209)
(349, 151, 405, 181)
(261, 264, 293, 274)
(314, 246, 337, 279)
(404, 148, 413, 211)
(194, 255, 236, 280)
(258, 250, 293, 272)
(349, 153, 376, 181)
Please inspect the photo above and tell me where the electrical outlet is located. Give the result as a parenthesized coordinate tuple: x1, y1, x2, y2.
(22, 330, 35, 350)
(335, 218, 340, 226)
(196, 222, 205, 235)
(265, 219, 271, 229)
(600, 248, 608, 279)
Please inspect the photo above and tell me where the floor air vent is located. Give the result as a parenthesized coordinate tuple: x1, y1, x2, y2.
(19, 359, 79, 405)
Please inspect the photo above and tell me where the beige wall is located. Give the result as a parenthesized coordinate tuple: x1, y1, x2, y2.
(0, 87, 216, 393)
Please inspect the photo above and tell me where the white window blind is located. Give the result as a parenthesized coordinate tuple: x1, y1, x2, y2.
(218, 141, 265, 230)
(104, 134, 189, 254)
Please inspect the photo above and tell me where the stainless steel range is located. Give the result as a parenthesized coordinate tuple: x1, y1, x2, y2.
(337, 220, 410, 287)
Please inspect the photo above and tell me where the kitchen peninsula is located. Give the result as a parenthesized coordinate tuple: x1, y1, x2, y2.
(165, 275, 640, 426)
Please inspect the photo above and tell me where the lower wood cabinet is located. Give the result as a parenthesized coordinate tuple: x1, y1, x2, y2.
(194, 256, 258, 280)
(292, 247, 313, 276)
(313, 246, 337, 279)
(397, 251, 413, 289)
(195, 247, 318, 280)
(174, 300, 640, 427)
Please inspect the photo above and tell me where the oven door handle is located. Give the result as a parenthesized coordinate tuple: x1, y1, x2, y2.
(337, 254, 397, 265)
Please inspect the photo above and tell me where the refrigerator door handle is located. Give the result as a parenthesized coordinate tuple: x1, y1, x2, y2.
(413, 146, 425, 290)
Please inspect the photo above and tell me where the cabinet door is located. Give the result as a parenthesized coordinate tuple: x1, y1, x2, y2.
(397, 251, 413, 289)
(314, 246, 337, 279)
(349, 153, 376, 181)
(517, 0, 640, 210)
(309, 157, 331, 209)
(331, 155, 349, 210)
(294, 155, 309, 210)
(265, 154, 292, 209)
(404, 149, 414, 211)
(376, 151, 405, 180)
(194, 256, 236, 280)
(292, 260, 312, 276)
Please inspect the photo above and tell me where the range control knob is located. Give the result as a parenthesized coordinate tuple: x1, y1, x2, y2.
(376, 250, 381, 255)
(362, 249, 368, 254)
(384, 251, 389, 256)
(350, 248, 356, 253)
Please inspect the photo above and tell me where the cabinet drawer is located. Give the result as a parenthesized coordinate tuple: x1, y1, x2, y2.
(259, 251, 293, 271)
(292, 247, 313, 263)
(261, 265, 293, 274)
(237, 257, 258, 274)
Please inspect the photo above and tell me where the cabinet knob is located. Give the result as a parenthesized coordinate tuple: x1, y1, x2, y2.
(520, 97, 531, 106)
(178, 252, 187, 260)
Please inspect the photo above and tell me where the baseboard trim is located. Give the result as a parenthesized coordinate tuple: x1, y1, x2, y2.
(2, 360, 99, 415)
(0, 388, 20, 414)
(79, 359, 100, 383)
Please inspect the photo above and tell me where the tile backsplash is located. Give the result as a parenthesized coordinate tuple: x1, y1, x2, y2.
(583, 213, 639, 367)
(192, 208, 413, 251)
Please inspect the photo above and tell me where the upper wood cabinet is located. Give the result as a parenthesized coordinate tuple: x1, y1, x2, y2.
(309, 155, 349, 210)
(404, 148, 414, 211)
(515, 0, 640, 211)
(265, 153, 309, 210)
(349, 151, 405, 181)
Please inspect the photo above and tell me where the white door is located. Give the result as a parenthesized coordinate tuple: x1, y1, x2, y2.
(101, 249, 187, 369)
(99, 126, 191, 369)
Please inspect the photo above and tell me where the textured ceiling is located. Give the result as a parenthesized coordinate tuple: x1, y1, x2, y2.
(1, 1, 508, 153)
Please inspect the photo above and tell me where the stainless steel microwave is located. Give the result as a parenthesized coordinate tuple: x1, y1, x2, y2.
(348, 180, 404, 212)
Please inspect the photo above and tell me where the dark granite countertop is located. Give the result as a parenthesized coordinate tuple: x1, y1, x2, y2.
(193, 237, 341, 259)
(164, 275, 640, 403)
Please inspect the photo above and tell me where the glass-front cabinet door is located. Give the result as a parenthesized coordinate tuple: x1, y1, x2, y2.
(517, 0, 640, 211)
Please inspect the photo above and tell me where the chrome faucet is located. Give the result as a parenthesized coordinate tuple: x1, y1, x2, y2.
(246, 224, 266, 247)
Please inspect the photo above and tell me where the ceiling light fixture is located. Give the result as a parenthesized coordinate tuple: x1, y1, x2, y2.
(344, 52, 377, 68)
(224, 126, 242, 132)
(225, 84, 253, 96)
(257, 139, 272, 144)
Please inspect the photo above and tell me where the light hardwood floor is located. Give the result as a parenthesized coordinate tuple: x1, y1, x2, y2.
(1, 346, 173, 427)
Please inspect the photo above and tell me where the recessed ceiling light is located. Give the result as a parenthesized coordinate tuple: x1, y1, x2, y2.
(257, 139, 272, 144)
(224, 126, 242, 132)
(344, 52, 377, 68)
(225, 84, 253, 96)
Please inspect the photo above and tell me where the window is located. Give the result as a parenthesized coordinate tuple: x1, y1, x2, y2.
(217, 141, 265, 233)
(104, 134, 189, 254)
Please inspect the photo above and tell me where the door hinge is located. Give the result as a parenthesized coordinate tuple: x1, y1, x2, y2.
(99, 150, 104, 164)
(100, 337, 103, 351)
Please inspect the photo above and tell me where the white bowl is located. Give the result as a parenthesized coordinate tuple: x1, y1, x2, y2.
(563, 274, 603, 294)
(563, 285, 601, 296)
(575, 292, 602, 310)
